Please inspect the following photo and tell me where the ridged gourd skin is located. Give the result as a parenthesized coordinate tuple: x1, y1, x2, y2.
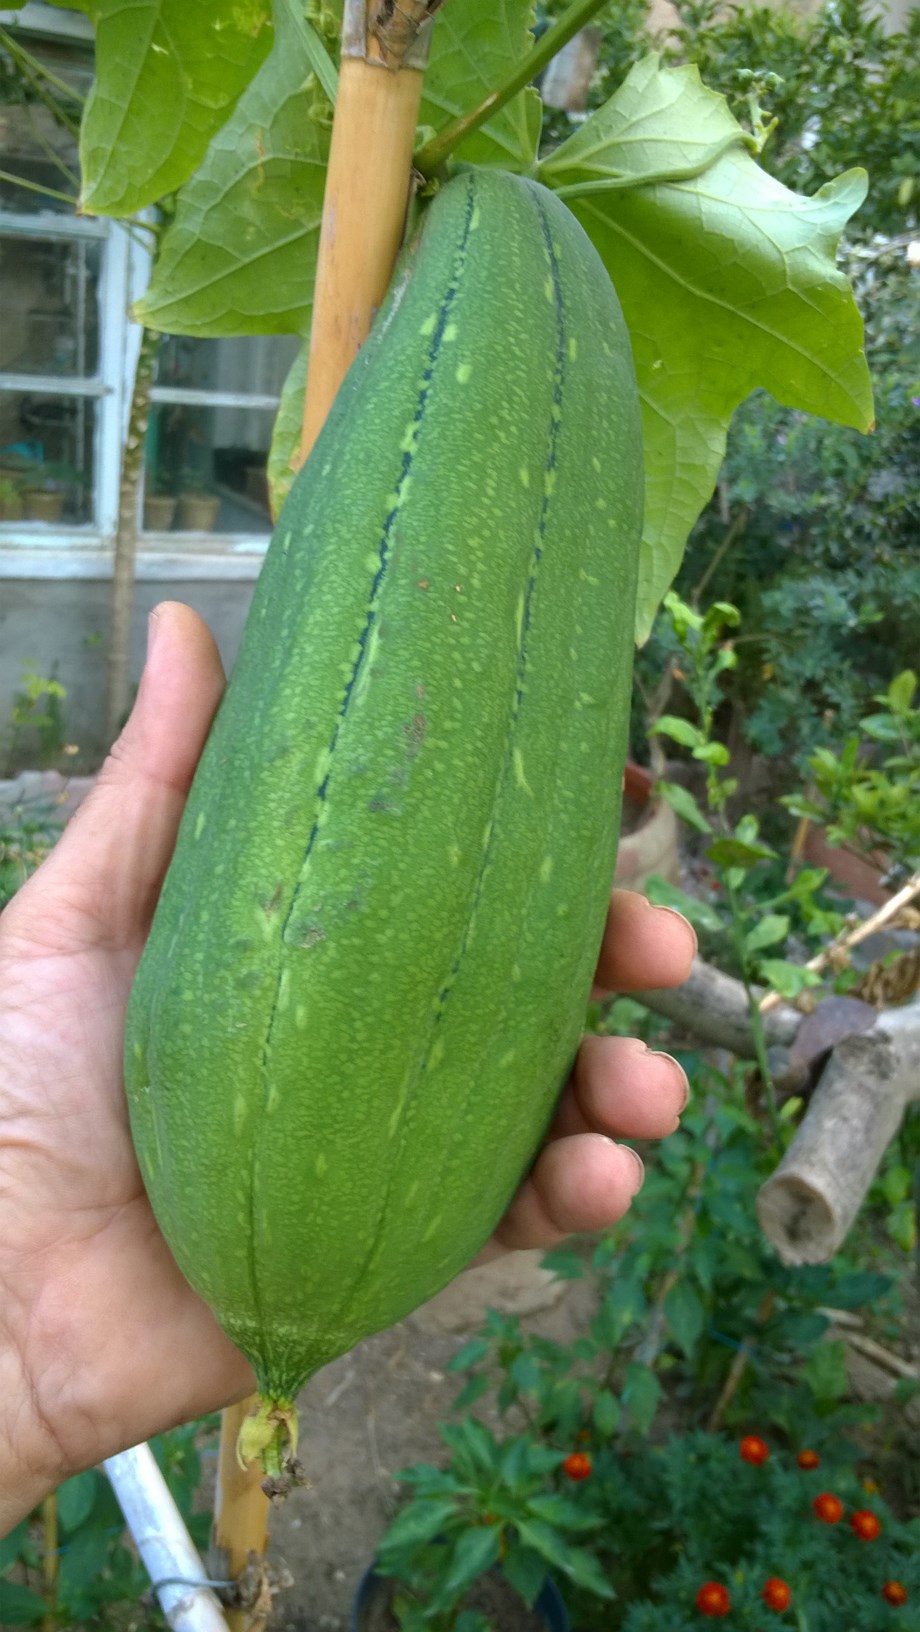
(125, 166, 643, 1441)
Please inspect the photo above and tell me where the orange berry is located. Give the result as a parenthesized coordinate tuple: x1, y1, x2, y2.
(882, 1581, 908, 1607)
(850, 1509, 881, 1541)
(796, 1449, 820, 1470)
(813, 1493, 844, 1524)
(562, 1451, 592, 1481)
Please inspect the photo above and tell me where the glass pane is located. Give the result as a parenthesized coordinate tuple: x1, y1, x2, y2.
(0, 235, 102, 377)
(0, 390, 95, 524)
(143, 345, 296, 535)
(0, 33, 91, 215)
(155, 333, 299, 398)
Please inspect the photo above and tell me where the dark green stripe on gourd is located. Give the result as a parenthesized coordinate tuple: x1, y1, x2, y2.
(125, 167, 643, 1465)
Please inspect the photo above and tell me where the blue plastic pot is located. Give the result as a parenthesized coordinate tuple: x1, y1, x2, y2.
(351, 1564, 570, 1631)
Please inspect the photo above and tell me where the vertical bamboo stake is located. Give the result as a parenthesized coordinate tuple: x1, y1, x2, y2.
(212, 5, 440, 1619)
(299, 0, 438, 463)
(41, 1492, 58, 1632)
(213, 1402, 270, 1632)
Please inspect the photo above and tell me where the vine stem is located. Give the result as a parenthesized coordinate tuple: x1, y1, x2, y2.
(104, 324, 160, 742)
(760, 869, 920, 1014)
(0, 168, 76, 205)
(726, 876, 783, 1149)
(414, 0, 609, 178)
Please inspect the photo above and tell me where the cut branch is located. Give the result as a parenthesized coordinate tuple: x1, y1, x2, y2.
(756, 1000, 920, 1264)
(634, 959, 920, 1263)
(634, 957, 800, 1055)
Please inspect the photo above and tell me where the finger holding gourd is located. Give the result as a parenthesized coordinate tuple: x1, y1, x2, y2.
(487, 1133, 646, 1253)
(125, 167, 644, 1479)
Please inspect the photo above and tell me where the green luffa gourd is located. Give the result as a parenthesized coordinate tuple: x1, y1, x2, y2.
(125, 166, 643, 1473)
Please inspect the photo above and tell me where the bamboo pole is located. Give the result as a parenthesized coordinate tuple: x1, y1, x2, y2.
(212, 1402, 271, 1632)
(298, 6, 433, 464)
(214, 4, 439, 1613)
(41, 1492, 58, 1632)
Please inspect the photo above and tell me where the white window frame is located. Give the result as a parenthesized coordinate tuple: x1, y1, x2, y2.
(0, 6, 275, 583)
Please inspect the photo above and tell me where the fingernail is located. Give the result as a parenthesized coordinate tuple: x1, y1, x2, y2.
(653, 904, 698, 957)
(146, 607, 163, 662)
(618, 1144, 645, 1196)
(650, 1049, 690, 1113)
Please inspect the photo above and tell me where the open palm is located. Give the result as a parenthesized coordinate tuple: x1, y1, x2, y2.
(0, 603, 693, 1532)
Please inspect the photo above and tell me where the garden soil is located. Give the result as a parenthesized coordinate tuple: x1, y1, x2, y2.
(200, 1254, 596, 1632)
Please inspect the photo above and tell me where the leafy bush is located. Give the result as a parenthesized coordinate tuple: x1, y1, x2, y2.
(573, 0, 919, 236)
(374, 1070, 917, 1626)
(654, 241, 920, 768)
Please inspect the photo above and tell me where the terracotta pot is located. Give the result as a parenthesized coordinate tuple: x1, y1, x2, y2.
(801, 823, 892, 907)
(23, 489, 65, 523)
(177, 493, 220, 532)
(143, 494, 177, 531)
(615, 760, 680, 893)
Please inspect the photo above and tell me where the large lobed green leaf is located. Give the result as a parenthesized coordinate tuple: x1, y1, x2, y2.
(67, 0, 274, 216)
(135, 0, 329, 336)
(539, 56, 874, 642)
(421, 0, 540, 171)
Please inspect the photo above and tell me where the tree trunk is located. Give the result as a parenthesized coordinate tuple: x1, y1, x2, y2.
(105, 324, 160, 745)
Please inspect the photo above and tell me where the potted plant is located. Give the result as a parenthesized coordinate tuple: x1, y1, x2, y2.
(20, 461, 83, 524)
(177, 465, 220, 532)
(0, 475, 23, 520)
(783, 670, 919, 905)
(143, 480, 177, 531)
(615, 760, 680, 894)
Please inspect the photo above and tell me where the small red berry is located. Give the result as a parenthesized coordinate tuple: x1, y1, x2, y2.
(562, 1451, 592, 1481)
(739, 1435, 770, 1465)
(796, 1449, 820, 1470)
(882, 1581, 908, 1607)
(695, 1582, 731, 1617)
(850, 1509, 882, 1541)
(813, 1492, 844, 1524)
(762, 1577, 792, 1612)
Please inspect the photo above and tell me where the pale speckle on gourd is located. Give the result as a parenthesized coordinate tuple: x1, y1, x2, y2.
(518, 466, 530, 488)
(455, 362, 472, 384)
(513, 748, 533, 795)
(539, 855, 553, 882)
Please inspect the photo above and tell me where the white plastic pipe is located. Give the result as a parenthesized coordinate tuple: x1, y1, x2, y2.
(104, 1442, 230, 1631)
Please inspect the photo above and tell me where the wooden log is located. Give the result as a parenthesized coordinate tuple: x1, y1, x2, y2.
(634, 957, 800, 1055)
(756, 1000, 920, 1264)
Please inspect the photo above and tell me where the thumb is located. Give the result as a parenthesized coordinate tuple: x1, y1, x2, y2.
(4, 602, 225, 956)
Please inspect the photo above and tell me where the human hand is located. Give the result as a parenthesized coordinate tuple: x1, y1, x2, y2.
(0, 602, 694, 1532)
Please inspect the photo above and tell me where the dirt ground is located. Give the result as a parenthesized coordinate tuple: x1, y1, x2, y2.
(228, 1254, 596, 1632)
